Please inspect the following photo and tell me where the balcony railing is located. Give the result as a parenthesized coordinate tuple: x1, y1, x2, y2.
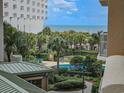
(99, 55, 124, 93)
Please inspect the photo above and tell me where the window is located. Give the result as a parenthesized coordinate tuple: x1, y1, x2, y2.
(27, 14, 30, 18)
(37, 16, 40, 19)
(32, 1, 35, 6)
(27, 0, 30, 4)
(37, 2, 40, 7)
(32, 8, 35, 12)
(41, 16, 44, 20)
(45, 5, 47, 8)
(4, 2, 9, 8)
(13, 4, 17, 9)
(20, 0, 24, 3)
(41, 4, 44, 8)
(45, 11, 47, 14)
(4, 12, 9, 17)
(41, 10, 44, 13)
(37, 9, 40, 13)
(32, 15, 36, 19)
(20, 14, 24, 18)
(13, 13, 17, 17)
(20, 6, 24, 10)
(27, 7, 30, 12)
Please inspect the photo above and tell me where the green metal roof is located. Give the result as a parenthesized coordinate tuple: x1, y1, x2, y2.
(0, 70, 46, 93)
(0, 62, 51, 75)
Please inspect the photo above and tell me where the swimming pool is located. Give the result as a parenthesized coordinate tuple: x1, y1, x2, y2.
(54, 64, 84, 69)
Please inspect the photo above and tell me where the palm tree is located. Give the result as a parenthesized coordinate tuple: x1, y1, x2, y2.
(4, 22, 17, 61)
(37, 33, 46, 51)
(42, 26, 52, 36)
(48, 36, 66, 69)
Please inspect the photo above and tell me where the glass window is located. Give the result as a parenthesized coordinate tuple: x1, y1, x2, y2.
(37, 16, 40, 19)
(32, 8, 35, 12)
(20, 0, 24, 3)
(20, 14, 24, 18)
(27, 14, 30, 18)
(13, 13, 17, 17)
(4, 12, 9, 17)
(20, 6, 24, 10)
(13, 4, 17, 9)
(32, 1, 35, 6)
(37, 2, 40, 7)
(32, 15, 36, 19)
(27, 7, 30, 12)
(37, 9, 40, 13)
(41, 4, 44, 8)
(4, 2, 9, 8)
(27, 0, 30, 4)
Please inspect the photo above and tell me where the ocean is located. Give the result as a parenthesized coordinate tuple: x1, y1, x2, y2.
(45, 25, 107, 33)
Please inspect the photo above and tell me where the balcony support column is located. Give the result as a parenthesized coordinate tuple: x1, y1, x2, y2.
(0, 0, 4, 61)
(108, 0, 124, 56)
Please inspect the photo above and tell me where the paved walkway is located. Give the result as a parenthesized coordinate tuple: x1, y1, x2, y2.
(48, 81, 92, 93)
(42, 61, 69, 67)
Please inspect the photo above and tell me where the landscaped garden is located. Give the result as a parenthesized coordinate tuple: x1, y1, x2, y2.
(4, 22, 105, 93)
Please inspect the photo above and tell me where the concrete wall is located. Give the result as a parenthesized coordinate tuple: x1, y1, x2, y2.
(0, 0, 4, 61)
(108, 0, 124, 56)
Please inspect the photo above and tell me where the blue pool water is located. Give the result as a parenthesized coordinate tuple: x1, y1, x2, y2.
(58, 64, 84, 69)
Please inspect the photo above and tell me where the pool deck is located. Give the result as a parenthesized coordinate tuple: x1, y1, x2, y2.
(42, 61, 69, 67)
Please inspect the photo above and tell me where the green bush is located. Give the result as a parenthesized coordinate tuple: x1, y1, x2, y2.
(54, 80, 84, 90)
(36, 52, 48, 61)
(81, 50, 98, 56)
(48, 74, 67, 84)
(92, 78, 101, 93)
(70, 56, 84, 65)
(54, 75, 68, 83)
(25, 55, 36, 62)
(58, 68, 68, 75)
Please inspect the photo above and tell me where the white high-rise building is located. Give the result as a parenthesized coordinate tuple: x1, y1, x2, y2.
(3, 0, 47, 33)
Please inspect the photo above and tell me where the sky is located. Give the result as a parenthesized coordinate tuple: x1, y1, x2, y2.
(45, 0, 108, 26)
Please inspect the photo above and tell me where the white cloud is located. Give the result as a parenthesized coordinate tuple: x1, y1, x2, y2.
(67, 11, 72, 14)
(52, 0, 78, 12)
(53, 8, 60, 12)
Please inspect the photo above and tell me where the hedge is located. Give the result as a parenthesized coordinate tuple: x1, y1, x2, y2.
(54, 80, 84, 90)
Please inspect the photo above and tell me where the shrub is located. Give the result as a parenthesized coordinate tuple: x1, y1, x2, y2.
(36, 52, 48, 61)
(54, 75, 68, 83)
(92, 78, 101, 93)
(70, 56, 84, 65)
(54, 80, 84, 90)
(48, 74, 67, 84)
(25, 55, 36, 62)
(58, 68, 68, 75)
(81, 50, 98, 56)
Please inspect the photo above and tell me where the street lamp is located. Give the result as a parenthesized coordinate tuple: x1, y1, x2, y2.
(82, 66, 85, 93)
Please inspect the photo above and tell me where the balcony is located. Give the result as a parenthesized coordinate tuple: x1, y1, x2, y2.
(99, 55, 124, 93)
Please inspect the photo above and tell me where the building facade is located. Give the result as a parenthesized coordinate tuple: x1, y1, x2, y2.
(3, 0, 47, 33)
(97, 32, 107, 61)
(0, 0, 4, 62)
(99, 0, 124, 93)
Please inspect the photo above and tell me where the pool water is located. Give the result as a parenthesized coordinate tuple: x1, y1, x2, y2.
(58, 64, 84, 69)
